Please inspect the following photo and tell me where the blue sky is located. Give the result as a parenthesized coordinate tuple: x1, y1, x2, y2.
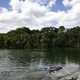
(0, 0, 10, 9)
(0, 0, 67, 11)
(51, 0, 67, 11)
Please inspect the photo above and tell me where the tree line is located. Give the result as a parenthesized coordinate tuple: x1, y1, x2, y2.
(0, 26, 80, 49)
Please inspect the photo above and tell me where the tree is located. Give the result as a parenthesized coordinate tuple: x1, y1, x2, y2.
(0, 26, 80, 49)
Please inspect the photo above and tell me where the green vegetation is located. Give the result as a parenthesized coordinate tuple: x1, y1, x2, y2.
(0, 26, 80, 49)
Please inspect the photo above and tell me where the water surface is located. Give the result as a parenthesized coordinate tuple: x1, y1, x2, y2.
(0, 48, 80, 80)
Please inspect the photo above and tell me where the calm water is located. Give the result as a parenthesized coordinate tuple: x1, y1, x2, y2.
(0, 48, 80, 80)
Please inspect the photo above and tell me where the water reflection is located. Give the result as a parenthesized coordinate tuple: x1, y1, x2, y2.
(7, 48, 80, 66)
(8, 49, 45, 67)
(0, 49, 79, 80)
(45, 48, 80, 65)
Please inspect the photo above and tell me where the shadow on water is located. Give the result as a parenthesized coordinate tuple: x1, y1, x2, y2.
(6, 48, 80, 66)
(45, 48, 80, 65)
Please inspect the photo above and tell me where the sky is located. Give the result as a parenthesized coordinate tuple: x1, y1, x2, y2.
(0, 0, 80, 33)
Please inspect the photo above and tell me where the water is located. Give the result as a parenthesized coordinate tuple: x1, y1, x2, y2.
(0, 48, 80, 80)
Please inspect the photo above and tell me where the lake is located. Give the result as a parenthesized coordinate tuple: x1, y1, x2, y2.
(0, 48, 80, 80)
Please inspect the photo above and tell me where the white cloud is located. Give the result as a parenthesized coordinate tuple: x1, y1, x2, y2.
(63, 0, 80, 6)
(0, 7, 8, 13)
(47, 0, 57, 7)
(0, 0, 80, 33)
(61, 0, 80, 27)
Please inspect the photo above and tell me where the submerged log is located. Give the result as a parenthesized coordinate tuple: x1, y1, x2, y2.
(49, 66, 63, 73)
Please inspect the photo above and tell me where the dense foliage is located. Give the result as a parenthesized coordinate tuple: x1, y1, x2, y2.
(0, 26, 80, 49)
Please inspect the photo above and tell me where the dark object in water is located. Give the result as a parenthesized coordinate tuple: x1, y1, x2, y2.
(69, 77, 77, 80)
(49, 66, 63, 73)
